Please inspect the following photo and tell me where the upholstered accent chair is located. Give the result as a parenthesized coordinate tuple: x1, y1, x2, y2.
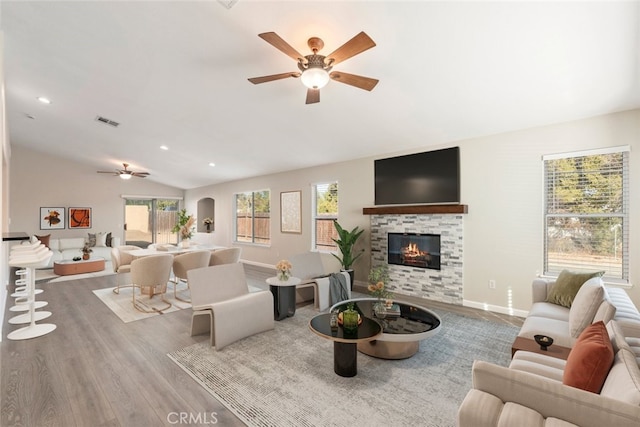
(187, 263, 273, 350)
(130, 254, 174, 314)
(110, 245, 141, 294)
(290, 251, 351, 311)
(209, 247, 242, 266)
(171, 250, 210, 302)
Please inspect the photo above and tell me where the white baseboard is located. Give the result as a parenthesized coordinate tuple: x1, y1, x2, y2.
(463, 299, 528, 318)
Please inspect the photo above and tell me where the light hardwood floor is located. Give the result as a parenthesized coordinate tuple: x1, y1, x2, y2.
(1, 264, 523, 426)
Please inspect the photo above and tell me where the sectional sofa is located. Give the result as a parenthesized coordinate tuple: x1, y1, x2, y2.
(458, 275, 640, 426)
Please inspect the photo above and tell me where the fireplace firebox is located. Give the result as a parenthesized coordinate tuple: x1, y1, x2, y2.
(387, 232, 441, 270)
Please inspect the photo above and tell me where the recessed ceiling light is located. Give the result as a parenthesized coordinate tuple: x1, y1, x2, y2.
(209, 162, 216, 167)
(160, 145, 169, 151)
(37, 97, 51, 104)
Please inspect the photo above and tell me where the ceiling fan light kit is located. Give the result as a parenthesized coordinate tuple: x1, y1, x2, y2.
(97, 163, 149, 179)
(249, 31, 378, 104)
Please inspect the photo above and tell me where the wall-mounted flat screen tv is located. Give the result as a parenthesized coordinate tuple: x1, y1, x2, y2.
(374, 147, 460, 205)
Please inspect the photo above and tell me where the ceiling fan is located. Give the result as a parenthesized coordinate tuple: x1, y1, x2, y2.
(248, 31, 378, 104)
(97, 163, 149, 180)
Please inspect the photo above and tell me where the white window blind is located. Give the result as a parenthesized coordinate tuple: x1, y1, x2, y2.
(543, 146, 629, 281)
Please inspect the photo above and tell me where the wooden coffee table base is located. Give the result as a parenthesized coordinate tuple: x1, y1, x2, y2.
(511, 336, 571, 360)
(53, 258, 105, 276)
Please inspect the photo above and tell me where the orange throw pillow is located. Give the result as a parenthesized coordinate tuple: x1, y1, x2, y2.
(563, 321, 614, 393)
(35, 234, 51, 249)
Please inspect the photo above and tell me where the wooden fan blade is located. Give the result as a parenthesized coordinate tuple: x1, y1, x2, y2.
(248, 72, 301, 84)
(325, 32, 376, 66)
(330, 71, 379, 91)
(258, 32, 305, 62)
(306, 88, 320, 104)
(131, 172, 149, 178)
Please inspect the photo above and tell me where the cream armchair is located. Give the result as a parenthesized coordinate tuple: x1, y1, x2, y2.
(209, 247, 241, 266)
(290, 251, 351, 311)
(187, 263, 274, 350)
(110, 245, 141, 294)
(172, 250, 210, 302)
(130, 254, 174, 314)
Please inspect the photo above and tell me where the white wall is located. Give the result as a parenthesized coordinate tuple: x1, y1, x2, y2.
(186, 109, 640, 313)
(9, 145, 184, 244)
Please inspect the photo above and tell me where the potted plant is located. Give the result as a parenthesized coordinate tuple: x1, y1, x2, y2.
(331, 220, 365, 289)
(203, 217, 213, 233)
(81, 244, 93, 260)
(172, 209, 195, 247)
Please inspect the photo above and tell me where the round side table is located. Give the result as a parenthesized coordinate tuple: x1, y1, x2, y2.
(266, 276, 301, 320)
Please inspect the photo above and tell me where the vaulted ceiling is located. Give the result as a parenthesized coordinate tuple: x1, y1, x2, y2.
(3, 1, 639, 189)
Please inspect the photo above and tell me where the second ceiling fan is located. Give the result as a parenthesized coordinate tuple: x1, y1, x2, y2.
(248, 31, 378, 104)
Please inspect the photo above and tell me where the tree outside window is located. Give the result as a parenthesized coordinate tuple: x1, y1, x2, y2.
(544, 148, 628, 281)
(235, 190, 270, 244)
(313, 182, 338, 251)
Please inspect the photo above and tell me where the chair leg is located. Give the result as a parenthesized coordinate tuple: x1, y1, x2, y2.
(113, 272, 136, 295)
(132, 285, 172, 314)
(173, 279, 192, 303)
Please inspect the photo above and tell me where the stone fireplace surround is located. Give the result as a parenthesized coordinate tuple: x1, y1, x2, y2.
(364, 205, 467, 305)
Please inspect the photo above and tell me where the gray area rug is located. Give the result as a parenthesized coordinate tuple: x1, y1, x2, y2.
(168, 305, 518, 427)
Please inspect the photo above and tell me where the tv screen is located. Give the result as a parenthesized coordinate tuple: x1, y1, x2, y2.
(374, 147, 460, 205)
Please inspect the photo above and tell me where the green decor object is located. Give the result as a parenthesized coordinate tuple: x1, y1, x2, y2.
(172, 209, 195, 240)
(342, 303, 359, 333)
(331, 220, 365, 270)
(546, 269, 605, 308)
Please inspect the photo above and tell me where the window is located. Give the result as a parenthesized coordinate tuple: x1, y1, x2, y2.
(235, 190, 270, 244)
(312, 182, 338, 251)
(543, 146, 629, 282)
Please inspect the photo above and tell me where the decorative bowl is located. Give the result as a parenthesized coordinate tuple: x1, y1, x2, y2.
(534, 334, 554, 350)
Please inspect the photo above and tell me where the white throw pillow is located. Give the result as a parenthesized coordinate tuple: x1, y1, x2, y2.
(96, 232, 108, 247)
(569, 278, 605, 338)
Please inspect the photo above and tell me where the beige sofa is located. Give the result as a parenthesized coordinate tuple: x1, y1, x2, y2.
(517, 277, 640, 348)
(458, 320, 640, 426)
(457, 276, 640, 426)
(36, 236, 121, 268)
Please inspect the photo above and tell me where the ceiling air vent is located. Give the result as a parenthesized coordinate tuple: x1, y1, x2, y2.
(95, 115, 120, 127)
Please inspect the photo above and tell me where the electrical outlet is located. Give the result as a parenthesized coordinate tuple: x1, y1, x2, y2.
(488, 280, 496, 289)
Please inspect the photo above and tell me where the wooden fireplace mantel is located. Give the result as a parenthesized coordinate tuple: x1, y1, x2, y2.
(362, 204, 468, 215)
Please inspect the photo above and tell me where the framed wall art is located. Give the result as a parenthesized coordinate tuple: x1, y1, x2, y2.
(40, 207, 65, 230)
(69, 207, 92, 229)
(280, 190, 302, 234)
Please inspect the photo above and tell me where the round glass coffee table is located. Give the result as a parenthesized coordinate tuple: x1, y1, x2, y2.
(331, 298, 441, 359)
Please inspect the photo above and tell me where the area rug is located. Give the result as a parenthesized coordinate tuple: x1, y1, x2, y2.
(92, 284, 192, 323)
(168, 305, 519, 427)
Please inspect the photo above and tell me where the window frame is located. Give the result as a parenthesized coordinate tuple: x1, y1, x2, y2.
(234, 189, 271, 245)
(311, 181, 338, 252)
(543, 146, 629, 283)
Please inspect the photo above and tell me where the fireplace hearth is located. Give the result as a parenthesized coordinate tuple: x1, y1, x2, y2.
(388, 232, 441, 270)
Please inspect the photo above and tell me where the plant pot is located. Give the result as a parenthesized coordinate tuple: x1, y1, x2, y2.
(342, 269, 355, 291)
(180, 240, 190, 248)
(82, 253, 90, 260)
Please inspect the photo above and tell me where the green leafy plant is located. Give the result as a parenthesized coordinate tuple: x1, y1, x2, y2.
(172, 209, 195, 240)
(331, 220, 365, 270)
